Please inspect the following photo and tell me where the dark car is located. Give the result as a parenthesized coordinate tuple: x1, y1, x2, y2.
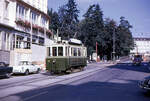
(132, 55, 143, 65)
(139, 76, 150, 91)
(0, 62, 13, 78)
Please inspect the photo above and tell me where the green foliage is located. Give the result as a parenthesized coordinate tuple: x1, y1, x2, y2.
(48, 9, 60, 34)
(79, 4, 104, 56)
(78, 5, 134, 59)
(116, 17, 134, 56)
(58, 0, 80, 40)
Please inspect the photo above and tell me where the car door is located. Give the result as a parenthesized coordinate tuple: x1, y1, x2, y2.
(0, 66, 5, 76)
(31, 64, 36, 72)
(0, 63, 6, 76)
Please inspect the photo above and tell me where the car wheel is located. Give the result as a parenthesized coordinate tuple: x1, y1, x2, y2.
(25, 70, 29, 75)
(5, 73, 11, 78)
(36, 68, 40, 74)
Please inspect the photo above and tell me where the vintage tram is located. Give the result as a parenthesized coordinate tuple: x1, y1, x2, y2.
(46, 38, 87, 74)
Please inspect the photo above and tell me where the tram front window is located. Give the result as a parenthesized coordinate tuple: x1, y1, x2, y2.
(58, 47, 63, 56)
(52, 47, 57, 56)
(74, 48, 77, 56)
(78, 48, 81, 56)
(66, 47, 68, 56)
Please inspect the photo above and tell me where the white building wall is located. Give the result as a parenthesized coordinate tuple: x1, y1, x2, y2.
(22, 0, 47, 14)
(31, 44, 46, 63)
(0, 0, 16, 27)
(8, 1, 16, 27)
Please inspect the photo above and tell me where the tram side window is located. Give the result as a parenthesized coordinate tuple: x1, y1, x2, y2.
(78, 48, 81, 56)
(71, 48, 73, 56)
(81, 49, 84, 56)
(52, 47, 57, 56)
(58, 47, 63, 56)
(74, 48, 77, 56)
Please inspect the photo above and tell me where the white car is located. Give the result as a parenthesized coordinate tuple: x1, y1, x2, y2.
(13, 61, 41, 75)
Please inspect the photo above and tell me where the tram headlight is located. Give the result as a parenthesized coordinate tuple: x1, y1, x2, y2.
(53, 59, 56, 64)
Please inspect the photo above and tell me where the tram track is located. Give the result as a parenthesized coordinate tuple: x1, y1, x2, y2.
(0, 75, 57, 90)
(34, 65, 110, 88)
(0, 64, 111, 91)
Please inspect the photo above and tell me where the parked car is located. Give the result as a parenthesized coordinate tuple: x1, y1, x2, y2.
(0, 62, 13, 78)
(13, 61, 41, 75)
(132, 54, 143, 65)
(139, 76, 150, 91)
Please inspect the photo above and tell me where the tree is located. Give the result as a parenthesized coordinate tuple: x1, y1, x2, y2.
(58, 0, 80, 39)
(79, 4, 104, 57)
(103, 18, 118, 60)
(48, 9, 60, 34)
(116, 16, 134, 56)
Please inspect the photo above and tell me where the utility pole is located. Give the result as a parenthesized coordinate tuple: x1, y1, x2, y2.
(96, 42, 98, 62)
(112, 28, 115, 63)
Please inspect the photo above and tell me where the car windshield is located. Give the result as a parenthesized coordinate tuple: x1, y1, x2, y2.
(19, 61, 29, 66)
(0, 62, 5, 67)
(134, 55, 142, 58)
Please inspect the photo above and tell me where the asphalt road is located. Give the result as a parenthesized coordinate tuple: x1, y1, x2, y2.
(0, 62, 150, 101)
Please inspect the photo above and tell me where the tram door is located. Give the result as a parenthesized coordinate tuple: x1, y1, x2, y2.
(52, 47, 57, 72)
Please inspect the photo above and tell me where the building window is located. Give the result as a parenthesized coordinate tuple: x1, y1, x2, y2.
(39, 37, 44, 45)
(3, 32, 10, 51)
(16, 4, 25, 19)
(41, 16, 47, 27)
(6, 33, 10, 50)
(30, 11, 38, 25)
(32, 35, 38, 44)
(4, 1, 9, 18)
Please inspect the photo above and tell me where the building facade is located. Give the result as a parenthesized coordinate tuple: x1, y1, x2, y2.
(0, 0, 53, 67)
(130, 37, 150, 55)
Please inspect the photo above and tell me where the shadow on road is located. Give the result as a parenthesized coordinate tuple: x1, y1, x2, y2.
(108, 62, 150, 73)
(2, 80, 150, 101)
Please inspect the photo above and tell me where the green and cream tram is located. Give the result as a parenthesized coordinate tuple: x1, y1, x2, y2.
(46, 38, 87, 73)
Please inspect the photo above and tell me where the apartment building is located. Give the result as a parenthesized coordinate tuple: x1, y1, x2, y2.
(0, 0, 53, 67)
(131, 37, 150, 55)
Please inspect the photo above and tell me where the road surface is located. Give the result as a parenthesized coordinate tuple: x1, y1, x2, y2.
(0, 62, 150, 101)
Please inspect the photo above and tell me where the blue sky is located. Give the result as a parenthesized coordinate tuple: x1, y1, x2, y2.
(48, 0, 150, 37)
